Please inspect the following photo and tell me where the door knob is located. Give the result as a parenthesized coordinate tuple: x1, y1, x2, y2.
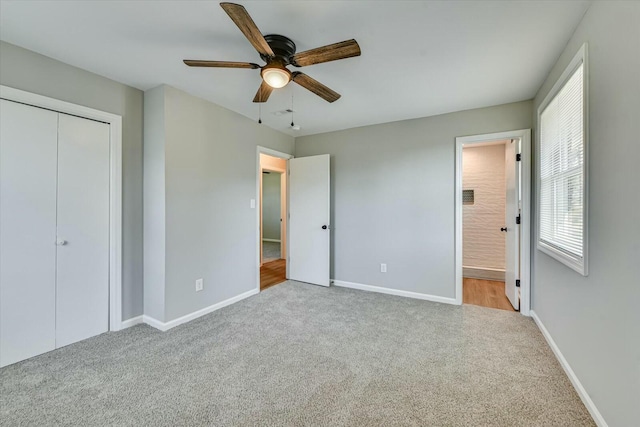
(322, 225, 328, 230)
(56, 239, 67, 246)
(500, 227, 507, 232)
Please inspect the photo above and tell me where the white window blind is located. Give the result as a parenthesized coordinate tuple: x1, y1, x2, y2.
(539, 62, 586, 269)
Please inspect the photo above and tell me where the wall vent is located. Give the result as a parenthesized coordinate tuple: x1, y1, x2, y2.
(463, 189, 475, 205)
(272, 109, 294, 116)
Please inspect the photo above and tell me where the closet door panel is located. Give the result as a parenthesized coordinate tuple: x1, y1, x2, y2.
(55, 114, 110, 348)
(0, 100, 58, 367)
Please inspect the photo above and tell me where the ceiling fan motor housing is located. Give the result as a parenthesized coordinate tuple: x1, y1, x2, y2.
(261, 34, 297, 65)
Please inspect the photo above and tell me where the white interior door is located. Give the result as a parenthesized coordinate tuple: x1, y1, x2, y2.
(505, 139, 521, 310)
(0, 100, 58, 367)
(55, 114, 110, 348)
(289, 155, 330, 286)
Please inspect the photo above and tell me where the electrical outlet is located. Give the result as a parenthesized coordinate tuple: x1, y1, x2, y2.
(380, 263, 387, 273)
(195, 278, 204, 292)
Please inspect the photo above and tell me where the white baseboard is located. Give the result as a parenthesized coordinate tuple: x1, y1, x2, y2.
(332, 280, 458, 305)
(530, 311, 608, 427)
(463, 266, 505, 281)
(120, 315, 144, 329)
(262, 238, 281, 243)
(141, 315, 164, 330)
(142, 289, 259, 332)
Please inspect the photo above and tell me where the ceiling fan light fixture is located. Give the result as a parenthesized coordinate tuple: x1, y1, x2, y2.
(261, 65, 291, 89)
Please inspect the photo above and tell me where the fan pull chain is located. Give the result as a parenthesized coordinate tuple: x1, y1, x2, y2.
(258, 101, 262, 124)
(291, 94, 295, 127)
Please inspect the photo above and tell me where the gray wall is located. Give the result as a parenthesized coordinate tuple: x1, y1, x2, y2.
(531, 2, 640, 426)
(145, 85, 294, 322)
(262, 172, 282, 241)
(295, 101, 532, 299)
(142, 86, 166, 321)
(0, 41, 144, 321)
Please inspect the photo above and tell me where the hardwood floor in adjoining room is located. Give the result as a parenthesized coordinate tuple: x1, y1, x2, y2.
(260, 259, 286, 291)
(463, 277, 515, 311)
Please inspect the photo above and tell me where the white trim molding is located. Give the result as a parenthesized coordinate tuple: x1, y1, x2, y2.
(143, 289, 259, 332)
(141, 315, 165, 331)
(0, 85, 124, 331)
(332, 280, 457, 305)
(120, 315, 144, 329)
(455, 129, 532, 315)
(462, 266, 505, 282)
(531, 311, 608, 427)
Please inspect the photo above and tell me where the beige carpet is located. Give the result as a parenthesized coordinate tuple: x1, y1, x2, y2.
(0, 281, 594, 426)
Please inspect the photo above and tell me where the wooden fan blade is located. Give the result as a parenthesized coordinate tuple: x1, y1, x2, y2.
(253, 80, 274, 103)
(292, 72, 341, 103)
(291, 39, 361, 67)
(183, 60, 260, 69)
(220, 3, 274, 57)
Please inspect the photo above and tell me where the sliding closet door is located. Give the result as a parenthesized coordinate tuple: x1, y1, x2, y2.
(55, 114, 110, 348)
(0, 100, 58, 367)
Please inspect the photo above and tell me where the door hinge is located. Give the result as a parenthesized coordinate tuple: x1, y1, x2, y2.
(516, 153, 521, 161)
(516, 215, 521, 225)
(516, 279, 521, 288)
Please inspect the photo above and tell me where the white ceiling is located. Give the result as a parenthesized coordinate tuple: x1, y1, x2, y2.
(0, 1, 590, 137)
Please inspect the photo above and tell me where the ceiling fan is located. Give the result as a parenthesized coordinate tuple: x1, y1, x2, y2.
(184, 2, 361, 103)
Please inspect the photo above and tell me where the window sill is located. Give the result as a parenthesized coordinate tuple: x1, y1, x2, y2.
(537, 241, 587, 276)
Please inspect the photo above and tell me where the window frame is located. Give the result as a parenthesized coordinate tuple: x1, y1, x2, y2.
(536, 43, 589, 276)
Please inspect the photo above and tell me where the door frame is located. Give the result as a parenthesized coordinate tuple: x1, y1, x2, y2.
(0, 85, 124, 330)
(454, 129, 531, 315)
(256, 146, 293, 292)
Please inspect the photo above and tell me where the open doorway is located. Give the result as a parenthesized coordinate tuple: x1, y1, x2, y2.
(461, 140, 513, 311)
(262, 170, 283, 262)
(455, 130, 531, 314)
(258, 150, 289, 291)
